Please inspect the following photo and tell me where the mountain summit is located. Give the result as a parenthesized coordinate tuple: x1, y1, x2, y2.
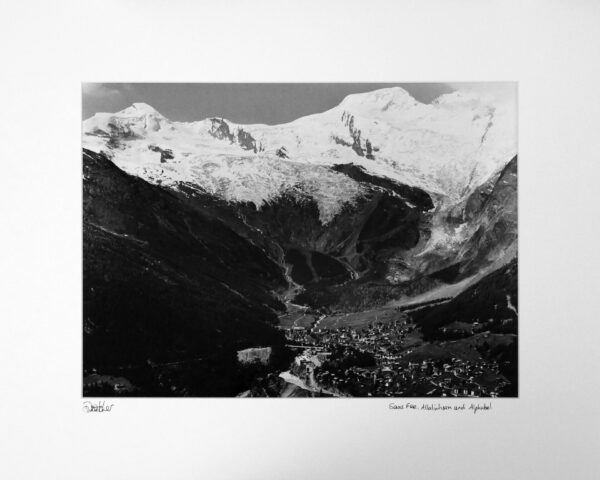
(118, 102, 165, 116)
(83, 86, 516, 214)
(338, 86, 419, 115)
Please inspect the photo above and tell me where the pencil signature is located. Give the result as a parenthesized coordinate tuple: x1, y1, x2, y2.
(82, 400, 115, 413)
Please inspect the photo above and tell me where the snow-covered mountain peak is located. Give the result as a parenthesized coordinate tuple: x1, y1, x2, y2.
(82, 86, 516, 223)
(83, 101, 170, 139)
(338, 87, 419, 117)
(118, 102, 165, 117)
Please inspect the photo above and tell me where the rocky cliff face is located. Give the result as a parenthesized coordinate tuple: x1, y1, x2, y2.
(208, 117, 235, 142)
(457, 155, 518, 276)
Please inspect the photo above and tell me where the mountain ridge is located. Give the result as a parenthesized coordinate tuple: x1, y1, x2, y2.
(83, 86, 516, 212)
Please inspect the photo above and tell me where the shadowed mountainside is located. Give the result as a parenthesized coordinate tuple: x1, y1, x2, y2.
(175, 164, 439, 311)
(458, 156, 518, 276)
(83, 149, 293, 396)
(410, 258, 518, 396)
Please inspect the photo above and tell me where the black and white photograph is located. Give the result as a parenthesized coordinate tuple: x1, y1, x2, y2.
(4, 1, 600, 479)
(82, 82, 517, 397)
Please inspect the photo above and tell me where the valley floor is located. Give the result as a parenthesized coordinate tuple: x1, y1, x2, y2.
(275, 313, 515, 398)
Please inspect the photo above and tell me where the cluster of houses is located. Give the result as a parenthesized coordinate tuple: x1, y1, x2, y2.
(284, 316, 510, 397)
(311, 356, 507, 397)
(373, 357, 508, 397)
(286, 316, 414, 353)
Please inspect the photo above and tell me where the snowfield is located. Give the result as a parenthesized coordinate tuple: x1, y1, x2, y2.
(82, 85, 516, 224)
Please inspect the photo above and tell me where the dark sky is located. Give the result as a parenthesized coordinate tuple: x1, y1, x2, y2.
(82, 83, 456, 124)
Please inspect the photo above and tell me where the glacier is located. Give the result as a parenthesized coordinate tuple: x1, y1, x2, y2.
(82, 85, 517, 224)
